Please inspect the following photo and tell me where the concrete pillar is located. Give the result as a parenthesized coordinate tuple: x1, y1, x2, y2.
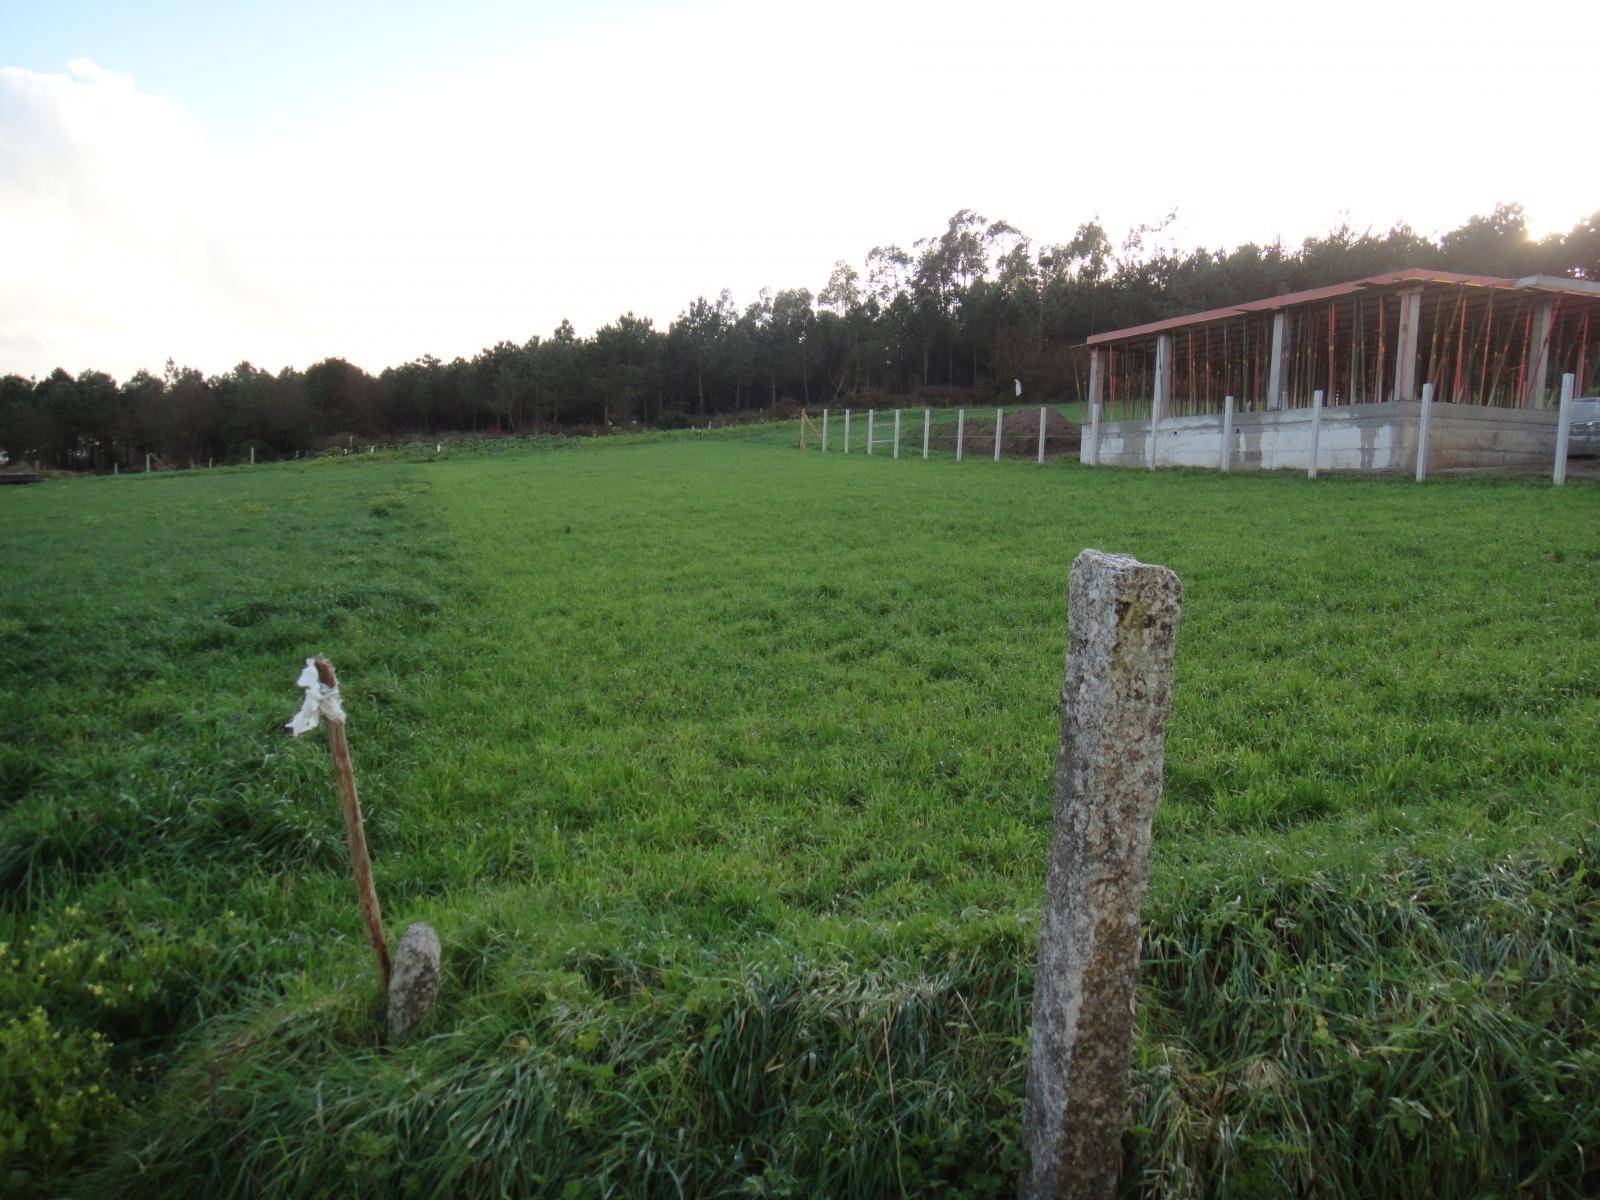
(922, 408, 930, 459)
(1307, 389, 1323, 479)
(821, 409, 828, 451)
(867, 409, 875, 455)
(957, 408, 966, 461)
(1554, 373, 1575, 485)
(995, 407, 1004, 462)
(1038, 406, 1048, 464)
(1220, 395, 1234, 472)
(1265, 312, 1286, 410)
(893, 408, 901, 459)
(1393, 288, 1423, 403)
(1022, 549, 1182, 1200)
(1148, 334, 1172, 469)
(1524, 300, 1555, 408)
(843, 409, 851, 453)
(1415, 382, 1434, 481)
(1087, 350, 1105, 468)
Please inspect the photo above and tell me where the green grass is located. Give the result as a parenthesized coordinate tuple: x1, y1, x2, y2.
(2, 438, 1598, 1197)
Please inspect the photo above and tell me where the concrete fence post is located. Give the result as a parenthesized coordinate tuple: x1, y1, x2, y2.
(1022, 549, 1182, 1200)
(923, 408, 931, 459)
(844, 409, 851, 453)
(1415, 382, 1434, 482)
(867, 409, 875, 455)
(893, 408, 902, 459)
(1088, 402, 1101, 467)
(1038, 406, 1048, 464)
(250, 446, 256, 465)
(145, 452, 152, 473)
(1308, 389, 1324, 479)
(821, 409, 829, 452)
(1554, 373, 1575, 486)
(995, 407, 1004, 462)
(1220, 395, 1234, 472)
(957, 409, 966, 461)
(1148, 334, 1171, 469)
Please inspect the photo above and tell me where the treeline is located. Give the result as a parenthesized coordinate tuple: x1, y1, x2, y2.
(4, 203, 1596, 469)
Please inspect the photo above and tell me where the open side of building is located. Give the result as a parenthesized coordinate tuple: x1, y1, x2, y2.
(1080, 268, 1600, 473)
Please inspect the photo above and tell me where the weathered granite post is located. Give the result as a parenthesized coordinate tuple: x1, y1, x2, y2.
(387, 922, 442, 1044)
(1022, 549, 1182, 1200)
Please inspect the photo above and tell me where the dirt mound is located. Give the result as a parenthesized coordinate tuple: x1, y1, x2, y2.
(927, 408, 1080, 459)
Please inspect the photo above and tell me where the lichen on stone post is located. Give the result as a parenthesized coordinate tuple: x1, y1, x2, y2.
(1022, 550, 1182, 1200)
(386, 922, 441, 1045)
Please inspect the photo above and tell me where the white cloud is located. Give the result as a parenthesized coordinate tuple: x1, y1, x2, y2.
(3, 0, 1597, 379)
(0, 59, 285, 376)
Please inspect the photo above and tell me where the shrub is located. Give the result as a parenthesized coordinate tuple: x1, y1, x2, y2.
(0, 1006, 125, 1190)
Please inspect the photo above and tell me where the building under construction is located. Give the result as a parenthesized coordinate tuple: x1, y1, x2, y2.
(1081, 269, 1600, 472)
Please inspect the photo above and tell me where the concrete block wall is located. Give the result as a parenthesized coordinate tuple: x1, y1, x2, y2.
(1425, 403, 1559, 470)
(1083, 401, 1558, 473)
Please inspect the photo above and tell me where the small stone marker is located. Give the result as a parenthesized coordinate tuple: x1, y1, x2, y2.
(386, 921, 441, 1044)
(1022, 549, 1182, 1200)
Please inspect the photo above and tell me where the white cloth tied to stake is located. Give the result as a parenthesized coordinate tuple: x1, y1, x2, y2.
(287, 657, 346, 736)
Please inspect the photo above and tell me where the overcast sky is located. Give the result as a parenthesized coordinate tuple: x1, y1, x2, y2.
(2, 0, 1596, 380)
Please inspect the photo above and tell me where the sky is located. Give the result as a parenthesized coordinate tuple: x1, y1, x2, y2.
(2, 0, 1597, 380)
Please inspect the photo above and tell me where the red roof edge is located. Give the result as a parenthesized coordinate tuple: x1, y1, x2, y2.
(1085, 268, 1517, 346)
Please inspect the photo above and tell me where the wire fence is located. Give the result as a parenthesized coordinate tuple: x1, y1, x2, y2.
(793, 404, 1088, 463)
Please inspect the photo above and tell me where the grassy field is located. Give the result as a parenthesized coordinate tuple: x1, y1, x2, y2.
(3, 432, 1598, 1197)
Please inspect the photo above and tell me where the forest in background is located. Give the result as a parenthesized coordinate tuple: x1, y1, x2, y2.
(3, 202, 1597, 469)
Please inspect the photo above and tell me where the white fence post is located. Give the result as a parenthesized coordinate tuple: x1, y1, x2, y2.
(1220, 395, 1233, 472)
(1308, 389, 1324, 479)
(1148, 335, 1170, 469)
(867, 409, 875, 455)
(1037, 405, 1047, 464)
(1415, 382, 1433, 481)
(957, 408, 966, 461)
(1022, 549, 1182, 1200)
(1554, 373, 1575, 486)
(1088, 402, 1101, 467)
(844, 409, 851, 453)
(821, 409, 829, 452)
(994, 407, 1004, 462)
(922, 408, 931, 459)
(893, 408, 902, 459)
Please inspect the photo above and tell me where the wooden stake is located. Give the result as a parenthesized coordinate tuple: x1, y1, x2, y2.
(313, 656, 391, 990)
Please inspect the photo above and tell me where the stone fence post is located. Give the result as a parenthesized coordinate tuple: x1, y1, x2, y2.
(1022, 549, 1182, 1200)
